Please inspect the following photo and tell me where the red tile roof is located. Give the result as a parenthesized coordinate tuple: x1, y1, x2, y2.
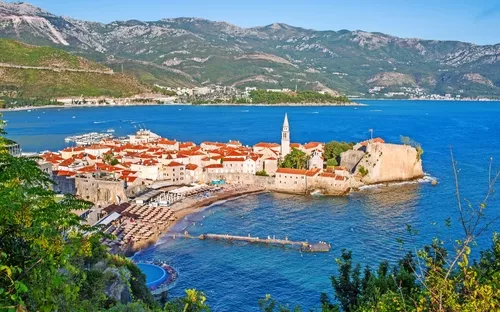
(223, 157, 245, 162)
(77, 165, 96, 173)
(276, 168, 307, 175)
(158, 138, 177, 145)
(120, 170, 137, 176)
(254, 142, 280, 148)
(142, 159, 159, 166)
(319, 172, 336, 178)
(306, 168, 321, 177)
(185, 164, 199, 170)
(276, 168, 321, 176)
(56, 170, 76, 177)
(180, 142, 196, 149)
(120, 175, 138, 183)
(204, 164, 224, 169)
(167, 161, 184, 167)
(58, 158, 75, 167)
(304, 142, 323, 149)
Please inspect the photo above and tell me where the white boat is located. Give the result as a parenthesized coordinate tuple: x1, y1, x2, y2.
(106, 128, 115, 133)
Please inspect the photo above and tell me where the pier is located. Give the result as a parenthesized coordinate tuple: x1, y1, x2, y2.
(198, 233, 331, 252)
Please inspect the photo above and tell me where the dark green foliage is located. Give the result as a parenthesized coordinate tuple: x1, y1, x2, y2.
(0, 39, 147, 99)
(250, 90, 350, 104)
(0, 96, 63, 108)
(125, 261, 156, 307)
(152, 86, 177, 96)
(358, 166, 369, 177)
(163, 289, 211, 312)
(0, 116, 158, 311)
(280, 148, 309, 169)
(256, 170, 269, 176)
(258, 294, 302, 312)
(326, 158, 338, 167)
(324, 141, 354, 166)
(330, 250, 419, 312)
(330, 250, 361, 312)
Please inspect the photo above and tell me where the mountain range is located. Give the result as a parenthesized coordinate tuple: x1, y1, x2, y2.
(1, 1, 500, 98)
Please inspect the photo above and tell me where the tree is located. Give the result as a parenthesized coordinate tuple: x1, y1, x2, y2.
(103, 152, 114, 164)
(326, 158, 338, 167)
(324, 141, 353, 166)
(163, 289, 211, 312)
(0, 114, 157, 311)
(281, 148, 309, 169)
(256, 170, 269, 176)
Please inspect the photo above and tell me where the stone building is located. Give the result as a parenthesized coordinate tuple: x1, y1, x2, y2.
(274, 168, 321, 193)
(163, 161, 186, 185)
(75, 174, 127, 205)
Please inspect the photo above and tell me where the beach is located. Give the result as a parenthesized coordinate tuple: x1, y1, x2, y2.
(103, 184, 266, 255)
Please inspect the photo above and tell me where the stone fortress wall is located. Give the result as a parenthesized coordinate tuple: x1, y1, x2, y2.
(75, 176, 127, 205)
(351, 143, 424, 184)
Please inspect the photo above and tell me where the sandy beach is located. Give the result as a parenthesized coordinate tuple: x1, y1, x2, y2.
(113, 184, 266, 255)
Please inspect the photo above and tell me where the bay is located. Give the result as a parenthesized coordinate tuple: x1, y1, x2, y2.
(3, 100, 500, 311)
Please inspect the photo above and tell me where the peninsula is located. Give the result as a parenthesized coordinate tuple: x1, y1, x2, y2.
(25, 114, 424, 253)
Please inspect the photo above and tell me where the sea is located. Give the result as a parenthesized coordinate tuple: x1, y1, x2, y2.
(3, 100, 500, 311)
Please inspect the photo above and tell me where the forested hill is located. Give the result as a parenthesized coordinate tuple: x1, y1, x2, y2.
(1, 2, 500, 98)
(0, 38, 147, 98)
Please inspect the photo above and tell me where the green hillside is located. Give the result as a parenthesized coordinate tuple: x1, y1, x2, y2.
(0, 39, 107, 71)
(0, 39, 147, 99)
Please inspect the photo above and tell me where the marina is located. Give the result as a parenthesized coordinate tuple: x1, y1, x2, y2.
(64, 132, 114, 145)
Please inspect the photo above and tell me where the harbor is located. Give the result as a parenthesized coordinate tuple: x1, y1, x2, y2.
(64, 131, 114, 145)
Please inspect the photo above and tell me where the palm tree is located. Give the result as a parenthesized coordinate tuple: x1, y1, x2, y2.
(103, 152, 113, 164)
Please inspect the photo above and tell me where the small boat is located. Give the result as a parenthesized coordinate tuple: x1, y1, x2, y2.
(106, 128, 115, 133)
(72, 116, 76, 119)
(27, 109, 32, 112)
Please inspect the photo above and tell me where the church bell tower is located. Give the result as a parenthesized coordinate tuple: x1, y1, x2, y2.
(281, 113, 291, 157)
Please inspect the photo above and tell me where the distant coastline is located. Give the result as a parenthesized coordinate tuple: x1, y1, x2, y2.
(353, 97, 500, 101)
(0, 101, 365, 112)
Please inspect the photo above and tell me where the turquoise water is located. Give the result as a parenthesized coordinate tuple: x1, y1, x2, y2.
(137, 263, 168, 288)
(3, 100, 500, 310)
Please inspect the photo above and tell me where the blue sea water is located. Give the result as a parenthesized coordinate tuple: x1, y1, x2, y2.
(3, 100, 500, 311)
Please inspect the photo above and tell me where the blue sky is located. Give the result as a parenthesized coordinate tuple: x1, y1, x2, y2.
(7, 0, 500, 44)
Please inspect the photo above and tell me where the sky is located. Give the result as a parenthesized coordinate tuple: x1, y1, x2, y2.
(5, 0, 500, 45)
